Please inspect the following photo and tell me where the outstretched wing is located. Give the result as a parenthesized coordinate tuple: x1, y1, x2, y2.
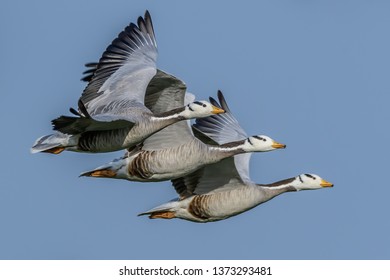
(172, 91, 253, 199)
(193, 90, 247, 143)
(192, 90, 252, 182)
(171, 156, 244, 199)
(53, 11, 157, 134)
(143, 69, 187, 112)
(80, 10, 157, 123)
(141, 72, 195, 150)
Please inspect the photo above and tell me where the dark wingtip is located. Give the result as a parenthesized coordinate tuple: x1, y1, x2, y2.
(143, 10, 155, 43)
(217, 90, 231, 113)
(209, 96, 221, 108)
(137, 15, 145, 28)
(84, 62, 98, 68)
(144, 10, 151, 25)
(144, 10, 153, 28)
(77, 99, 90, 118)
(81, 62, 98, 82)
(69, 107, 80, 116)
(129, 22, 138, 31)
(137, 10, 152, 32)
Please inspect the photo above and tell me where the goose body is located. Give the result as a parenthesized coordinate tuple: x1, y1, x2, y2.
(139, 174, 333, 222)
(80, 91, 286, 182)
(31, 11, 224, 154)
(138, 91, 333, 222)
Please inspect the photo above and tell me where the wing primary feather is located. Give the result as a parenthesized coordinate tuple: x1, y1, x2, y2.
(144, 10, 156, 46)
(81, 62, 99, 82)
(69, 107, 81, 116)
(137, 16, 147, 31)
(217, 90, 232, 113)
(80, 11, 157, 109)
(84, 62, 98, 68)
(208, 96, 221, 108)
(78, 100, 91, 118)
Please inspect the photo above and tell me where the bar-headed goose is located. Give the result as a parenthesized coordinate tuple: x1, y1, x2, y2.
(31, 11, 224, 154)
(80, 91, 286, 182)
(138, 91, 333, 222)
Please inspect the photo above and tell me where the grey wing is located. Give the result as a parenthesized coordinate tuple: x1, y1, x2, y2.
(80, 11, 157, 123)
(192, 90, 252, 183)
(141, 121, 194, 151)
(193, 90, 247, 144)
(81, 68, 194, 110)
(144, 69, 187, 113)
(141, 71, 195, 150)
(171, 91, 257, 198)
(171, 157, 244, 200)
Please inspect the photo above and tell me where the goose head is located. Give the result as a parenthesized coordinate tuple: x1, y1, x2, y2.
(181, 101, 225, 119)
(293, 173, 333, 191)
(242, 135, 286, 152)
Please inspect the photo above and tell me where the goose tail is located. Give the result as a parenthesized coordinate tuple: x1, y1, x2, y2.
(31, 133, 72, 154)
(138, 199, 180, 219)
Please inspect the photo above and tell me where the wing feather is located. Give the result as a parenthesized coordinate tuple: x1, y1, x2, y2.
(172, 91, 254, 198)
(80, 11, 158, 121)
(141, 72, 194, 150)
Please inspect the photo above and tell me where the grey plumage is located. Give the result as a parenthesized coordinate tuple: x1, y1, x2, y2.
(81, 91, 284, 182)
(138, 93, 332, 222)
(32, 11, 224, 154)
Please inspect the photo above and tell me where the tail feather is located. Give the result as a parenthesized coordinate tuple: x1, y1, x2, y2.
(79, 156, 126, 177)
(138, 199, 179, 219)
(31, 133, 70, 154)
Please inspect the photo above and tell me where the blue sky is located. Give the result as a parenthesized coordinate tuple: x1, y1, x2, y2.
(2, 0, 389, 259)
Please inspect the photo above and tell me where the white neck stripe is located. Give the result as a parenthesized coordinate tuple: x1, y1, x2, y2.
(151, 113, 180, 121)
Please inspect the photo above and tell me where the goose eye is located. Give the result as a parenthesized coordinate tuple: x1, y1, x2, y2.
(202, 104, 206, 107)
(263, 139, 266, 142)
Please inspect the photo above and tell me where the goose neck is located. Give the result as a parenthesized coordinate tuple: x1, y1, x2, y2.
(151, 107, 186, 124)
(208, 139, 247, 157)
(257, 177, 297, 198)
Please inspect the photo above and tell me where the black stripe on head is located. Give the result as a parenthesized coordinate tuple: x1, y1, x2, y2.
(247, 137, 253, 145)
(253, 135, 266, 142)
(193, 101, 204, 106)
(188, 105, 194, 111)
(298, 175, 303, 183)
(305, 174, 316, 179)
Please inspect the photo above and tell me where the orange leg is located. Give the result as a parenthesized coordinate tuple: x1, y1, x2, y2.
(89, 170, 117, 178)
(41, 147, 65, 154)
(149, 211, 176, 219)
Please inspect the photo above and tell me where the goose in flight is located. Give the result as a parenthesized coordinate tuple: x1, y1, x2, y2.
(138, 91, 333, 222)
(80, 91, 286, 182)
(31, 11, 224, 154)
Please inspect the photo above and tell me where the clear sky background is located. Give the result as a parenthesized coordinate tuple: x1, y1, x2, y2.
(2, 0, 389, 259)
